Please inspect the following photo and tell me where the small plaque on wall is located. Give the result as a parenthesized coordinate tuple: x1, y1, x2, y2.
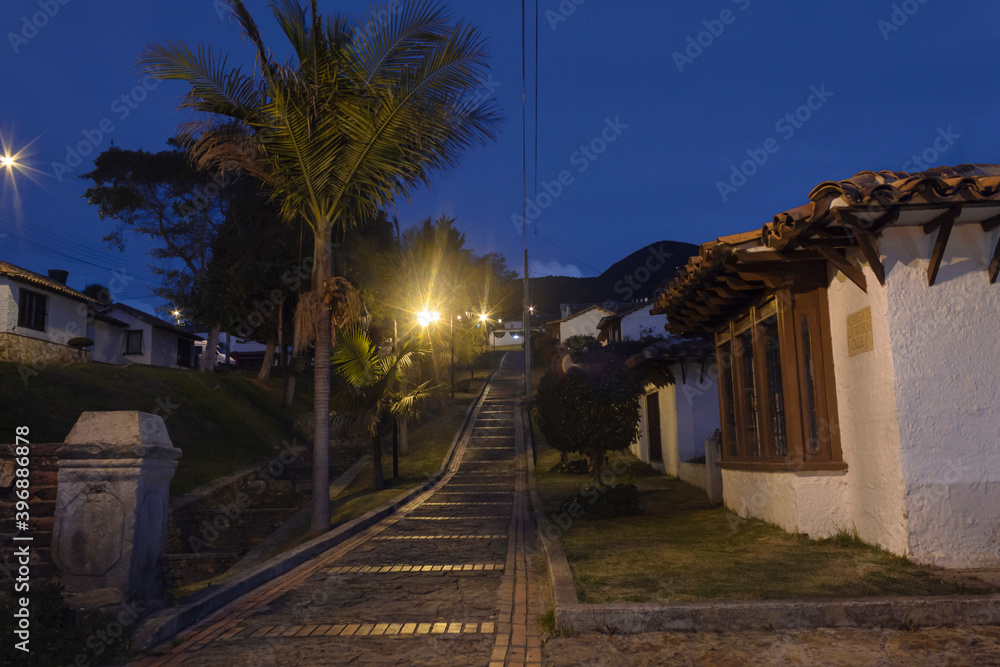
(847, 306, 874, 357)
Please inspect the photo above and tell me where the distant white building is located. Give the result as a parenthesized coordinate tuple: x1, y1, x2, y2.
(103, 303, 202, 369)
(596, 301, 668, 344)
(544, 305, 614, 344)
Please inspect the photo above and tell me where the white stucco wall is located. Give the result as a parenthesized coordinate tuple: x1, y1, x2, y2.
(880, 224, 1000, 567)
(559, 309, 612, 343)
(631, 385, 674, 474)
(825, 251, 910, 555)
(723, 221, 1000, 567)
(673, 360, 721, 464)
(151, 327, 182, 368)
(0, 278, 89, 346)
(87, 318, 128, 365)
(723, 469, 850, 538)
(620, 309, 669, 341)
(106, 309, 154, 366)
(632, 367, 719, 482)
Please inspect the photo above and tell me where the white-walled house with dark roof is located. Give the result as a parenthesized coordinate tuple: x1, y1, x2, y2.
(0, 261, 96, 365)
(654, 164, 1000, 568)
(104, 303, 202, 369)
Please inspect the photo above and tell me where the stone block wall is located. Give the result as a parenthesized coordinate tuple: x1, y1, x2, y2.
(0, 331, 91, 365)
(0, 442, 61, 582)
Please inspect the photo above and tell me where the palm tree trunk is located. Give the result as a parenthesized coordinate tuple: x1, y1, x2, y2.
(398, 417, 409, 456)
(310, 229, 332, 535)
(372, 434, 385, 490)
(257, 338, 277, 381)
(284, 302, 300, 412)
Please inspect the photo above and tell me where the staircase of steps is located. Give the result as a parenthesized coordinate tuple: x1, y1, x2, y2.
(164, 442, 365, 589)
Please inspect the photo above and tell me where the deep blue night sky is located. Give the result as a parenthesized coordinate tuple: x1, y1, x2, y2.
(2, 0, 999, 314)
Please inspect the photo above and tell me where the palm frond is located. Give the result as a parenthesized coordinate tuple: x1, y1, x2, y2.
(331, 324, 380, 387)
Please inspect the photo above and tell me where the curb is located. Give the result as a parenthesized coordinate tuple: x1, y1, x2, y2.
(135, 367, 497, 650)
(522, 410, 1000, 633)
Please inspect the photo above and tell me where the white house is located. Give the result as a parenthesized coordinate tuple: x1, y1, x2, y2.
(655, 163, 1000, 568)
(0, 261, 96, 365)
(87, 309, 129, 365)
(628, 337, 720, 473)
(490, 320, 525, 349)
(104, 303, 202, 369)
(596, 301, 669, 344)
(544, 305, 614, 344)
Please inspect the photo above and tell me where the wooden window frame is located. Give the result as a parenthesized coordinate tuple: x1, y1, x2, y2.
(715, 287, 845, 472)
(17, 288, 47, 332)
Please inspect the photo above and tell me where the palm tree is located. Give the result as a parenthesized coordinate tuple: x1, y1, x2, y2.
(331, 326, 439, 489)
(139, 0, 500, 533)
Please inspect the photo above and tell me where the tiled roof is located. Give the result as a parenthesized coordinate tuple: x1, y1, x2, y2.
(762, 163, 1000, 250)
(108, 304, 203, 341)
(655, 163, 1000, 334)
(543, 304, 615, 328)
(0, 260, 97, 303)
(92, 310, 128, 327)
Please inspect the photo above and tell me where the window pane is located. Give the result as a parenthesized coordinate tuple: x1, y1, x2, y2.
(800, 315, 821, 456)
(18, 291, 46, 332)
(123, 330, 143, 356)
(759, 314, 787, 457)
(737, 328, 760, 457)
(719, 341, 738, 457)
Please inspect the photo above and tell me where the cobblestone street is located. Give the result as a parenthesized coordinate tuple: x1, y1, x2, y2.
(133, 353, 543, 667)
(129, 352, 1000, 667)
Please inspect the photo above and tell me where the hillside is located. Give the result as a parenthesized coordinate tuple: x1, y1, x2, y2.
(527, 240, 698, 321)
(0, 362, 315, 495)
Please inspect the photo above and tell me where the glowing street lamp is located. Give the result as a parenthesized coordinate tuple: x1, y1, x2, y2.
(417, 310, 440, 328)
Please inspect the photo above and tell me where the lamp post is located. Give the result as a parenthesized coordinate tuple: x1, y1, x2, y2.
(417, 310, 441, 382)
(450, 315, 458, 399)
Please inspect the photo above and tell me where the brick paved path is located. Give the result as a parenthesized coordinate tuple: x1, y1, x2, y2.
(133, 353, 541, 667)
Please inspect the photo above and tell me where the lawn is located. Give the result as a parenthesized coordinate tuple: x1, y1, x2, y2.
(0, 361, 315, 495)
(530, 421, 993, 603)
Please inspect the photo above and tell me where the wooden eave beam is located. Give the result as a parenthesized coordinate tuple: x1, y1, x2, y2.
(988, 237, 1000, 284)
(980, 213, 1000, 233)
(816, 247, 867, 293)
(852, 232, 885, 286)
(926, 209, 959, 286)
(835, 208, 899, 236)
(737, 272, 784, 289)
(922, 205, 961, 235)
(720, 274, 757, 291)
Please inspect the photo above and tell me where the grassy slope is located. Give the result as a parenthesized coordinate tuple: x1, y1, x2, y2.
(0, 361, 314, 495)
(529, 373, 992, 603)
(172, 367, 495, 597)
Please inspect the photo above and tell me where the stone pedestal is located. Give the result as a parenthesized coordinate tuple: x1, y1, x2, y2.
(52, 412, 181, 608)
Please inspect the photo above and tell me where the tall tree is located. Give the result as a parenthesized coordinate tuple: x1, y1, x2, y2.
(82, 143, 239, 371)
(139, 0, 501, 534)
